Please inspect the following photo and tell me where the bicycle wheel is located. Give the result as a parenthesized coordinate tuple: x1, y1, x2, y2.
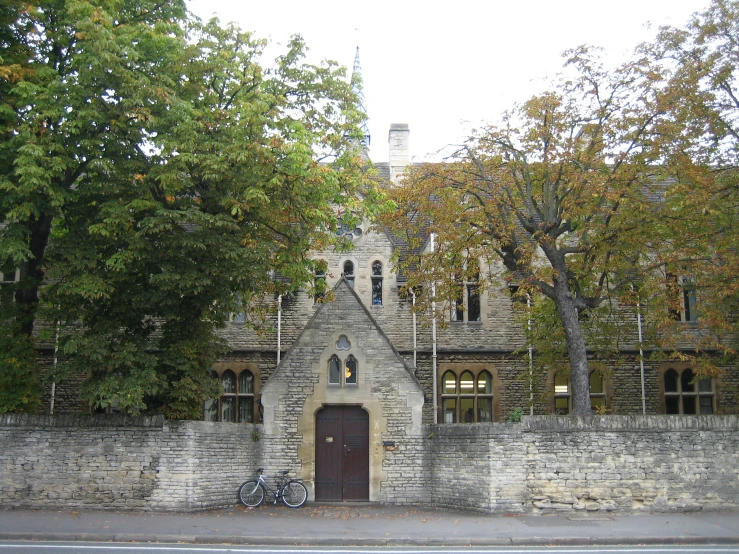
(238, 480, 265, 508)
(281, 480, 307, 508)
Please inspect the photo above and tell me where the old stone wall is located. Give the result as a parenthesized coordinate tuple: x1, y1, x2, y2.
(521, 415, 739, 513)
(426, 422, 528, 513)
(2, 414, 738, 514)
(0, 414, 262, 512)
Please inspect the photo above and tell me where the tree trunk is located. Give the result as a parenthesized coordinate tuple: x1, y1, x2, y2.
(15, 213, 53, 338)
(550, 275, 592, 415)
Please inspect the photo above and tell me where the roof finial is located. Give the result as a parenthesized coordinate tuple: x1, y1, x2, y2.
(351, 46, 371, 148)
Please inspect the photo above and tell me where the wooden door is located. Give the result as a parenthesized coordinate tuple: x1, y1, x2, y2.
(315, 406, 369, 501)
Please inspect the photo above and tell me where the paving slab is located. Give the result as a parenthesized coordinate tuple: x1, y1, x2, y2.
(0, 504, 738, 546)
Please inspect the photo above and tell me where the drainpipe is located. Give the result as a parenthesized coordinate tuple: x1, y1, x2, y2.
(430, 233, 438, 424)
(50, 320, 59, 415)
(277, 295, 282, 365)
(635, 291, 646, 415)
(411, 290, 417, 369)
(527, 295, 533, 416)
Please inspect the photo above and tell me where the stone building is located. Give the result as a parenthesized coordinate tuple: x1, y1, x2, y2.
(21, 51, 738, 508)
(180, 110, 736, 503)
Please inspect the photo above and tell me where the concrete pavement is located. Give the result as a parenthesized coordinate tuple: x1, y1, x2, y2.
(1, 504, 739, 546)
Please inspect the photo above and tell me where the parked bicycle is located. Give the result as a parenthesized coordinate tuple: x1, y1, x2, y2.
(238, 468, 308, 508)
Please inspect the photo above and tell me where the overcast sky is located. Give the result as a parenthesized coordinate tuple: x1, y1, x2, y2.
(186, 0, 709, 162)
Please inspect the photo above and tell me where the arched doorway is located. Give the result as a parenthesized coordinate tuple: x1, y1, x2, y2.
(315, 405, 369, 501)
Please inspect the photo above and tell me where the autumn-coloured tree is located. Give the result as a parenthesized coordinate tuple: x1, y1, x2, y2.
(383, 49, 668, 415)
(637, 0, 739, 366)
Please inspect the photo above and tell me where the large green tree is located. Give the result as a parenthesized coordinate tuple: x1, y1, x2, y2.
(1, 1, 370, 416)
(383, 50, 667, 415)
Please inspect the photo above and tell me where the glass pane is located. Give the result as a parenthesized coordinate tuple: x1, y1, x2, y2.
(681, 369, 695, 392)
(554, 372, 569, 394)
(442, 372, 456, 394)
(460, 397, 475, 423)
(203, 399, 218, 421)
(664, 369, 678, 393)
(442, 398, 457, 423)
(345, 356, 357, 384)
(460, 371, 474, 393)
(221, 396, 236, 422)
(699, 396, 714, 415)
(238, 397, 253, 423)
(222, 370, 236, 394)
(239, 370, 253, 394)
(477, 371, 492, 394)
(698, 378, 712, 393)
(682, 395, 697, 415)
(591, 396, 605, 411)
(477, 398, 492, 422)
(343, 261, 354, 277)
(555, 397, 569, 415)
(328, 356, 341, 384)
(372, 278, 382, 305)
(684, 288, 697, 321)
(336, 335, 351, 350)
(589, 371, 603, 394)
(451, 299, 463, 321)
(467, 285, 481, 321)
(372, 261, 382, 276)
(665, 395, 680, 414)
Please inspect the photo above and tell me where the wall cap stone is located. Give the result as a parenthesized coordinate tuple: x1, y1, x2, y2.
(0, 413, 166, 428)
(521, 414, 739, 432)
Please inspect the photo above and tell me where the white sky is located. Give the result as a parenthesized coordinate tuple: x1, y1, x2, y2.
(186, 0, 709, 163)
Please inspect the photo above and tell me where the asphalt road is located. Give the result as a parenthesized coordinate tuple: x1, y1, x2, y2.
(2, 544, 739, 554)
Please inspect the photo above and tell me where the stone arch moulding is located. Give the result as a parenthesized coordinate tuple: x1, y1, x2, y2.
(296, 330, 389, 502)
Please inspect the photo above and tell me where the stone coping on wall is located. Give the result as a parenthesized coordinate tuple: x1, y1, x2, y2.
(520, 414, 739, 431)
(0, 413, 166, 428)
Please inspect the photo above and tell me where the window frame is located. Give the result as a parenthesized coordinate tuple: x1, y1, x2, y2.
(450, 266, 481, 323)
(343, 260, 355, 289)
(313, 259, 328, 304)
(439, 365, 496, 423)
(203, 365, 259, 423)
(327, 352, 359, 387)
(371, 260, 383, 306)
(660, 365, 715, 415)
(551, 369, 609, 414)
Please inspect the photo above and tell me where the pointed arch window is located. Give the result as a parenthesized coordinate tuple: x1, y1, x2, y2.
(371, 261, 383, 305)
(343, 260, 355, 289)
(203, 367, 258, 423)
(553, 369, 609, 414)
(314, 260, 327, 303)
(663, 367, 714, 414)
(328, 353, 358, 386)
(440, 368, 495, 423)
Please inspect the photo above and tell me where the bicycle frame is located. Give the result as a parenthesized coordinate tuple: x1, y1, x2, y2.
(254, 473, 287, 504)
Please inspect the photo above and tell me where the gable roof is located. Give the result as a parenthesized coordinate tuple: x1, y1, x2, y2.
(268, 276, 421, 387)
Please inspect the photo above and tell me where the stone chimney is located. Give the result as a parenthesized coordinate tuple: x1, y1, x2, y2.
(388, 123, 410, 183)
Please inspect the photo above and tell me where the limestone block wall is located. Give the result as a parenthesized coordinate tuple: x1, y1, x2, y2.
(2, 414, 738, 514)
(522, 415, 739, 513)
(0, 414, 262, 511)
(426, 423, 528, 513)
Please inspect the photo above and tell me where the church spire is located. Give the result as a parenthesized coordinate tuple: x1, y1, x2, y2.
(351, 46, 371, 148)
